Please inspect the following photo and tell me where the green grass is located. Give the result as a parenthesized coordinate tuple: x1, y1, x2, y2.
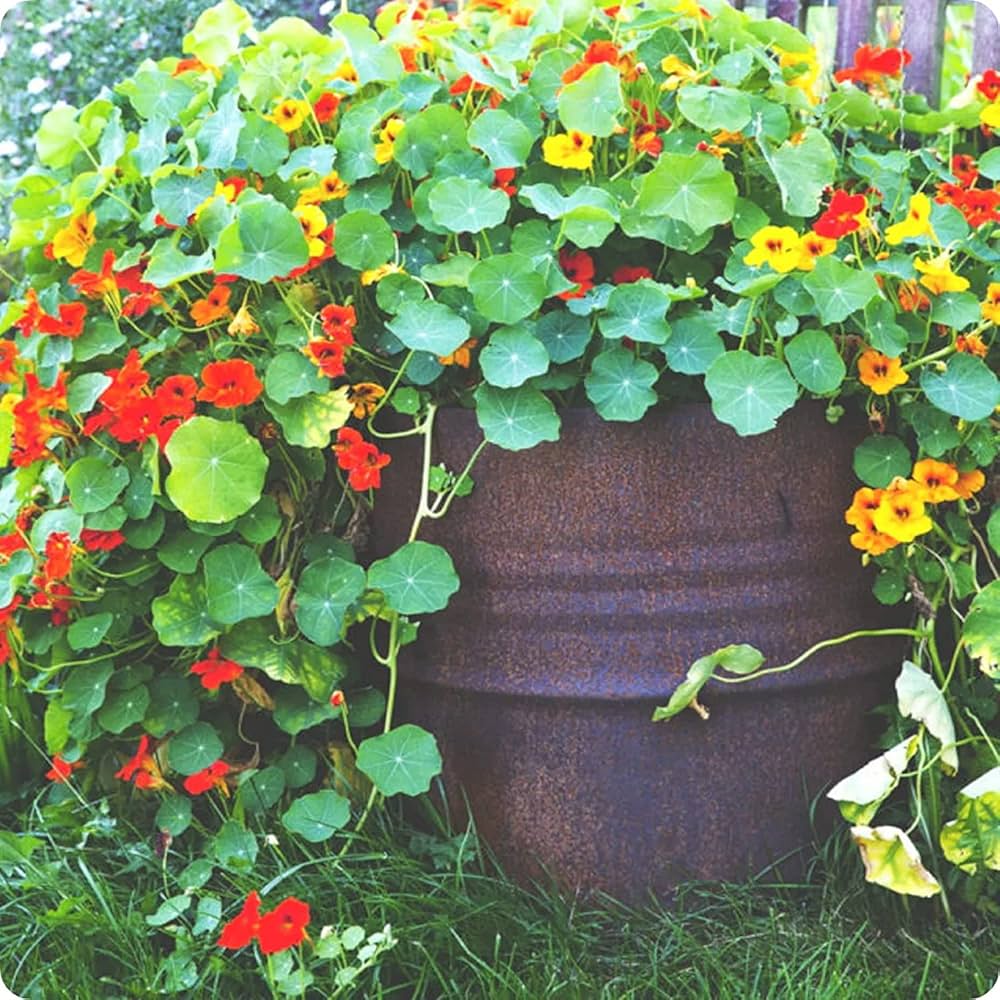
(1, 795, 997, 999)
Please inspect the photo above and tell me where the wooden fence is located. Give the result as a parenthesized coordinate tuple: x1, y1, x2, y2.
(752, 0, 1000, 104)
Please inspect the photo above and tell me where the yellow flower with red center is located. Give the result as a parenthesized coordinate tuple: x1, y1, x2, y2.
(955, 468, 986, 500)
(660, 54, 703, 91)
(347, 382, 386, 419)
(980, 282, 1000, 323)
(297, 171, 349, 207)
(671, 0, 709, 20)
(796, 232, 837, 271)
(331, 60, 359, 86)
(439, 337, 478, 368)
(542, 130, 594, 170)
(911, 459, 960, 502)
(872, 478, 934, 543)
(374, 117, 405, 164)
(743, 226, 802, 273)
(51, 212, 96, 267)
(885, 193, 935, 245)
(857, 349, 908, 394)
(913, 253, 969, 295)
(294, 205, 329, 258)
(774, 45, 821, 103)
(268, 98, 311, 133)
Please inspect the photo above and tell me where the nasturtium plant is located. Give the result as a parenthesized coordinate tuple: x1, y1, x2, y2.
(1, 0, 997, 945)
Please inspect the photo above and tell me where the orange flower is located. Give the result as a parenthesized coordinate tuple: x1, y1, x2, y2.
(294, 205, 330, 258)
(872, 478, 933, 543)
(911, 459, 960, 502)
(51, 212, 96, 267)
(956, 333, 988, 358)
(190, 285, 232, 326)
(834, 44, 911, 86)
(857, 350, 908, 394)
(297, 171, 349, 207)
(69, 249, 117, 299)
(198, 359, 263, 408)
(897, 280, 930, 313)
(634, 128, 664, 157)
(439, 338, 478, 368)
(347, 382, 386, 419)
(980, 282, 1000, 324)
(954, 468, 986, 500)
(796, 232, 837, 271)
(313, 91, 341, 124)
(191, 647, 244, 690)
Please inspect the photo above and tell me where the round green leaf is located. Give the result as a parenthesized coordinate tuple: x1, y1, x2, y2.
(67, 612, 113, 651)
(66, 458, 129, 514)
(272, 687, 336, 735)
(165, 416, 268, 524)
(152, 172, 217, 227)
(183, 0, 254, 66)
(664, 312, 725, 374)
(387, 301, 471, 356)
(676, 85, 752, 133)
(237, 496, 282, 545)
(333, 209, 395, 271)
(239, 767, 286, 813)
(467, 109, 534, 168)
(236, 113, 289, 176)
(264, 387, 353, 448)
(152, 575, 221, 647)
(535, 311, 591, 363)
(293, 557, 366, 646)
(637, 153, 737, 235)
(212, 819, 258, 872)
(203, 543, 279, 626)
(169, 722, 224, 776)
(705, 352, 798, 436)
(67, 373, 112, 416)
(356, 724, 442, 797)
(599, 281, 671, 345)
(62, 662, 113, 716)
(761, 127, 836, 218)
(480, 326, 549, 388)
(214, 192, 309, 282)
(265, 352, 329, 404)
(920, 354, 1000, 421)
(144, 676, 200, 738)
(785, 329, 846, 394)
(585, 347, 658, 422)
(367, 541, 459, 615)
(277, 746, 318, 789)
(469, 254, 546, 324)
(156, 797, 193, 836)
(802, 258, 879, 325)
(158, 530, 214, 574)
(557, 62, 623, 137)
(474, 384, 560, 451)
(281, 789, 351, 841)
(429, 178, 510, 233)
(393, 105, 469, 178)
(852, 435, 912, 488)
(197, 91, 245, 169)
(97, 684, 150, 734)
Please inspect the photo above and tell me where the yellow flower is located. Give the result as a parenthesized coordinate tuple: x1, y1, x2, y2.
(360, 262, 404, 286)
(872, 478, 934, 543)
(911, 459, 960, 503)
(374, 117, 405, 165)
(331, 60, 359, 86)
(980, 102, 1000, 129)
(913, 253, 969, 295)
(774, 46, 821, 104)
(796, 232, 837, 271)
(227, 304, 260, 337)
(268, 98, 311, 134)
(296, 171, 349, 207)
(670, 0, 708, 19)
(294, 205, 329, 258)
(713, 130, 745, 145)
(884, 193, 935, 245)
(51, 211, 96, 267)
(980, 282, 1000, 323)
(743, 225, 802, 273)
(0, 392, 22, 416)
(347, 382, 386, 419)
(660, 54, 703, 91)
(542, 130, 594, 170)
(857, 349, 908, 394)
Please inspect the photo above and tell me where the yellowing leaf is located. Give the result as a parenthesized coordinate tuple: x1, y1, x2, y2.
(850, 825, 941, 897)
(183, 0, 256, 66)
(963, 580, 1000, 678)
(827, 737, 918, 823)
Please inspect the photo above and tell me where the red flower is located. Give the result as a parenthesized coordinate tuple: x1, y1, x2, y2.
(313, 91, 341, 124)
(562, 40, 622, 85)
(115, 735, 169, 790)
(14, 289, 44, 337)
(304, 339, 348, 378)
(556, 248, 595, 301)
(977, 68, 1000, 102)
(100, 350, 149, 411)
(813, 189, 867, 239)
(198, 359, 263, 408)
(834, 45, 912, 86)
(320, 304, 357, 338)
(633, 127, 663, 157)
(117, 264, 162, 318)
(612, 265, 653, 284)
(80, 529, 126, 552)
(333, 427, 391, 491)
(42, 532, 74, 583)
(183, 760, 230, 796)
(951, 154, 979, 188)
(217, 892, 263, 950)
(191, 648, 244, 690)
(494, 168, 517, 196)
(46, 754, 84, 782)
(258, 898, 311, 955)
(155, 374, 198, 419)
(37, 302, 87, 338)
(0, 341, 19, 382)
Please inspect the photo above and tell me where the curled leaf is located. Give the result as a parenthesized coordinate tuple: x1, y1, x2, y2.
(652, 644, 764, 722)
(850, 825, 941, 897)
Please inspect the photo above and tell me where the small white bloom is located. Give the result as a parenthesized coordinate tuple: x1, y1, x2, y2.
(319, 925, 335, 939)
(27, 77, 49, 95)
(264, 833, 279, 846)
(0, 140, 19, 158)
(318, 0, 337, 13)
(50, 52, 71, 71)
(39, 18, 64, 35)
(30, 101, 51, 115)
(31, 41, 53, 58)
(131, 29, 149, 51)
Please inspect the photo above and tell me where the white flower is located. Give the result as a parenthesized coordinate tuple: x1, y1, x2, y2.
(0, 140, 19, 158)
(50, 52, 71, 71)
(31, 41, 53, 59)
(27, 77, 49, 95)
(264, 833, 279, 846)
(131, 29, 149, 51)
(31, 101, 51, 114)
(39, 18, 64, 35)
(318, 0, 337, 14)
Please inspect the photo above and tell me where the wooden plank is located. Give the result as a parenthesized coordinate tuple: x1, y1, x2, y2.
(974, 5, 1000, 75)
(901, 0, 947, 104)
(834, 0, 875, 74)
(766, 0, 801, 25)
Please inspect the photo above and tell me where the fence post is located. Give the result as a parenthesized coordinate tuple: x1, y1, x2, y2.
(766, 0, 802, 29)
(834, 0, 875, 73)
(901, 0, 947, 106)
(974, 6, 1000, 76)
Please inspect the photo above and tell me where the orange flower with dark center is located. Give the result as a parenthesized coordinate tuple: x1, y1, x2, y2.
(857, 350, 908, 394)
(198, 359, 263, 408)
(872, 478, 933, 542)
(14, 289, 43, 337)
(897, 280, 930, 313)
(51, 212, 96, 267)
(191, 648, 244, 690)
(183, 760, 231, 796)
(911, 459, 960, 503)
(634, 128, 663, 157)
(191, 285, 232, 327)
(0, 341, 18, 383)
(304, 339, 347, 378)
(70, 249, 118, 299)
(956, 333, 988, 358)
(320, 303, 357, 338)
(348, 382, 386, 419)
(981, 282, 1000, 324)
(333, 427, 391, 491)
(258, 898, 311, 955)
(977, 68, 1000, 102)
(844, 486, 884, 528)
(494, 168, 518, 196)
(796, 232, 837, 271)
(38, 302, 87, 338)
(951, 154, 979, 188)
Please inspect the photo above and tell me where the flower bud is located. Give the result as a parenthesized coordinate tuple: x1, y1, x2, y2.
(330, 690, 345, 708)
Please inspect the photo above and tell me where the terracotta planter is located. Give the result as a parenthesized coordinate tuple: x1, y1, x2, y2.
(374, 402, 902, 901)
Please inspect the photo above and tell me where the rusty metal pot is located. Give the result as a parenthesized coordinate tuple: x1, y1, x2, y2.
(373, 402, 902, 901)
